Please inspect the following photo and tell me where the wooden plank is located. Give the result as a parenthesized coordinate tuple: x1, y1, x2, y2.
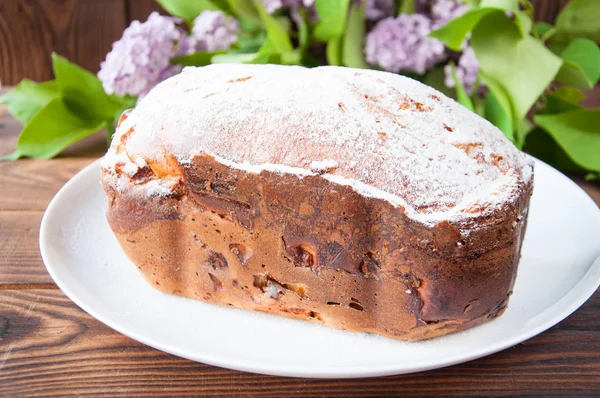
(0, 108, 20, 155)
(532, 0, 570, 23)
(0, 158, 99, 211)
(0, 212, 54, 285)
(0, 289, 599, 396)
(0, 0, 127, 85)
(126, 0, 166, 23)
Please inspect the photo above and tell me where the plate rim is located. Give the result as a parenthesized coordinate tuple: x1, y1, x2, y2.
(39, 157, 600, 378)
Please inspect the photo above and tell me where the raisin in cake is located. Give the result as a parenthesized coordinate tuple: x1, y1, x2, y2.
(101, 64, 534, 341)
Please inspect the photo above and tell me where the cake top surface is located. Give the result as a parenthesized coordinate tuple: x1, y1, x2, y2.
(103, 64, 533, 226)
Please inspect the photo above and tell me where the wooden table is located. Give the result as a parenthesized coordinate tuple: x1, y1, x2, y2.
(1, 101, 599, 397)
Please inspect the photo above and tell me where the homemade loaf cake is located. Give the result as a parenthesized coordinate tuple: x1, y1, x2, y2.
(102, 64, 533, 341)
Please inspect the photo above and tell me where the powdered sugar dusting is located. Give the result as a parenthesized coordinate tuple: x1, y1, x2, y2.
(103, 64, 533, 226)
(309, 159, 339, 173)
(145, 180, 174, 197)
(122, 162, 139, 177)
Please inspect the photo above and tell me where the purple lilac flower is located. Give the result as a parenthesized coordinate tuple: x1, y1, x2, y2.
(430, 0, 470, 26)
(190, 10, 240, 52)
(416, 0, 471, 27)
(365, 0, 395, 21)
(98, 12, 185, 98)
(444, 46, 480, 94)
(260, 0, 314, 13)
(365, 14, 447, 74)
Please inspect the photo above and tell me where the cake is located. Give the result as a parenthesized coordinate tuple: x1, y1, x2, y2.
(101, 64, 534, 341)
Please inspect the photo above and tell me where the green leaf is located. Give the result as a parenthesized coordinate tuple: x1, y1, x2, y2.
(256, 38, 292, 64)
(555, 38, 600, 89)
(398, 0, 416, 15)
(586, 171, 600, 180)
(514, 11, 532, 36)
(534, 22, 553, 36)
(429, 7, 501, 51)
(52, 53, 124, 122)
(554, 0, 600, 44)
(171, 50, 227, 66)
(525, 128, 587, 173)
(471, 13, 562, 121)
(479, 71, 516, 143)
(517, 117, 535, 146)
(547, 39, 568, 56)
(473, 95, 486, 118)
(297, 8, 310, 52)
(550, 86, 585, 104)
(0, 79, 58, 124)
(326, 37, 342, 66)
(556, 62, 593, 90)
(211, 52, 260, 63)
(480, 0, 518, 12)
(212, 0, 233, 14)
(211, 39, 288, 65)
(538, 94, 583, 115)
(280, 51, 301, 65)
(342, 3, 368, 68)
(236, 26, 267, 52)
(0, 151, 21, 161)
(314, 0, 351, 42)
(534, 109, 600, 171)
(485, 90, 514, 142)
(534, 22, 556, 41)
(449, 64, 474, 112)
(300, 52, 322, 68)
(11, 97, 106, 159)
(422, 66, 456, 99)
(253, 0, 294, 52)
(227, 0, 261, 24)
(155, 0, 221, 23)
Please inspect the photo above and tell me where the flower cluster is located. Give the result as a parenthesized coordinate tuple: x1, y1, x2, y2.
(98, 12, 184, 98)
(190, 10, 240, 52)
(364, 0, 395, 21)
(262, 0, 393, 22)
(260, 0, 314, 13)
(365, 14, 446, 74)
(98, 11, 239, 99)
(421, 0, 471, 27)
(365, 0, 475, 87)
(444, 46, 481, 94)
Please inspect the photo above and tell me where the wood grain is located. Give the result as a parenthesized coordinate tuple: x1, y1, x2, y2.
(0, 158, 99, 211)
(125, 0, 166, 23)
(0, 0, 126, 84)
(531, 0, 570, 23)
(0, 289, 599, 397)
(0, 212, 53, 285)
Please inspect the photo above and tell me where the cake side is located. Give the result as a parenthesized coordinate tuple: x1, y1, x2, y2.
(102, 153, 532, 341)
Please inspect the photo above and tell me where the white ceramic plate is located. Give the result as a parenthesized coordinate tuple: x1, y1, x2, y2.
(40, 158, 600, 378)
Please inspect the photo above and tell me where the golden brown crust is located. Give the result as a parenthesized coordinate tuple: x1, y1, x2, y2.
(103, 154, 532, 341)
